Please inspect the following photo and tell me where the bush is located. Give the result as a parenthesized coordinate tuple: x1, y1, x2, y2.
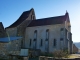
(40, 52, 53, 57)
(53, 50, 69, 58)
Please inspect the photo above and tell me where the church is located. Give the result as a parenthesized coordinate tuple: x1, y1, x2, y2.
(5, 8, 73, 54)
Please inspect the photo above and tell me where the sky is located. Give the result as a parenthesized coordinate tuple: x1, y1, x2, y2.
(0, 0, 80, 42)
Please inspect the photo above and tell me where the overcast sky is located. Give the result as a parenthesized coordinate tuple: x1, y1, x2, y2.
(0, 0, 80, 42)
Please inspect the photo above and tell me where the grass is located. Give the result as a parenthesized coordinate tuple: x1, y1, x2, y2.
(68, 55, 79, 58)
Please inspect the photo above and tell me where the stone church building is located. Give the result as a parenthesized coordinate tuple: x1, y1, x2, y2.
(5, 8, 73, 54)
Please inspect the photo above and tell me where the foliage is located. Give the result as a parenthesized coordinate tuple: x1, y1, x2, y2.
(40, 52, 53, 57)
(40, 49, 69, 58)
(53, 49, 69, 58)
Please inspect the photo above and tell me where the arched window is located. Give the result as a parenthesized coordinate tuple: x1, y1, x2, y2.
(60, 38, 63, 41)
(60, 28, 64, 31)
(60, 38, 63, 49)
(33, 30, 37, 49)
(29, 39, 32, 46)
(40, 39, 43, 47)
(53, 39, 56, 47)
(34, 30, 37, 39)
(46, 29, 49, 40)
(60, 28, 64, 38)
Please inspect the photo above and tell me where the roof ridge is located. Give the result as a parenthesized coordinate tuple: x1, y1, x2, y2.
(28, 14, 66, 27)
(36, 15, 65, 20)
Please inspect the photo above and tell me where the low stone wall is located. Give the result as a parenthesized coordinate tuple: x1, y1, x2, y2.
(0, 43, 9, 58)
(46, 57, 55, 60)
(39, 56, 45, 60)
(39, 56, 55, 60)
(23, 57, 28, 60)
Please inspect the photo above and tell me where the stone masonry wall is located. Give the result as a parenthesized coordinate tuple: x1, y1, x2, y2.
(25, 24, 66, 53)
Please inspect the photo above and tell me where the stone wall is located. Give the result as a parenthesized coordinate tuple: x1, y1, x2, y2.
(73, 44, 78, 53)
(0, 43, 9, 57)
(6, 27, 17, 37)
(17, 9, 36, 48)
(0, 39, 21, 58)
(25, 24, 68, 53)
(0, 9, 36, 58)
(65, 19, 72, 54)
(0, 22, 8, 58)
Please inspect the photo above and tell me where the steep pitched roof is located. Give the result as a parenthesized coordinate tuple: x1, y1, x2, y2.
(6, 9, 32, 28)
(0, 22, 7, 37)
(27, 13, 68, 27)
(0, 22, 4, 30)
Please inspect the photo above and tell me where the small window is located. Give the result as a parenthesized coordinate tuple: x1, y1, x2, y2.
(45, 39, 48, 41)
(67, 31, 69, 39)
(16, 43, 18, 46)
(40, 39, 43, 47)
(31, 15, 33, 20)
(32, 15, 35, 20)
(60, 28, 64, 31)
(29, 39, 32, 46)
(53, 39, 56, 47)
(60, 38, 63, 41)
(34, 39, 36, 41)
(60, 28, 64, 37)
(46, 29, 49, 39)
(34, 30, 37, 33)
(46, 29, 49, 32)
(68, 25, 71, 28)
(34, 30, 37, 39)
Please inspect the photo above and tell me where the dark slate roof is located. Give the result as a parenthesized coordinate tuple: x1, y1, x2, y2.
(6, 9, 31, 28)
(0, 22, 7, 37)
(27, 14, 67, 27)
(0, 22, 4, 30)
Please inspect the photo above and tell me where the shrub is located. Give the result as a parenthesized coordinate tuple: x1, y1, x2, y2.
(53, 49, 69, 58)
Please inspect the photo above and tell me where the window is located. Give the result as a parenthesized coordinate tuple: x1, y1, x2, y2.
(60, 38, 63, 49)
(65, 29, 67, 39)
(46, 29, 49, 39)
(45, 40, 48, 52)
(29, 39, 32, 46)
(60, 38, 63, 41)
(34, 30, 37, 32)
(31, 14, 35, 20)
(60, 28, 64, 38)
(40, 39, 43, 47)
(53, 39, 56, 47)
(31, 15, 33, 20)
(33, 39, 36, 41)
(65, 29, 69, 40)
(21, 39, 23, 48)
(68, 25, 71, 28)
(60, 28, 64, 31)
(33, 39, 36, 49)
(33, 16, 35, 20)
(34, 30, 37, 39)
(67, 31, 69, 39)
(33, 30, 37, 49)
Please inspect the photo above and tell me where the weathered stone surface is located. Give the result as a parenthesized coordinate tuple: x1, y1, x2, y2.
(25, 24, 66, 53)
(0, 22, 8, 58)
(6, 8, 36, 49)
